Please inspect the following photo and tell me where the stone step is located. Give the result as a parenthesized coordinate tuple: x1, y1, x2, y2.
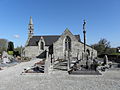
(70, 70, 102, 75)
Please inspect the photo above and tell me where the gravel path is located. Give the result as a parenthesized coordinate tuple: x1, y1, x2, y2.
(0, 60, 120, 90)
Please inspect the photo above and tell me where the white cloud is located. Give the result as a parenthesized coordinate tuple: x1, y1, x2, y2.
(13, 35, 20, 38)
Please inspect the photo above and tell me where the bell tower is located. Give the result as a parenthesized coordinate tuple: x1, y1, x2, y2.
(28, 16, 34, 39)
(25, 16, 34, 46)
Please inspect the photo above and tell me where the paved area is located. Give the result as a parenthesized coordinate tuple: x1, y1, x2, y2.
(0, 59, 120, 90)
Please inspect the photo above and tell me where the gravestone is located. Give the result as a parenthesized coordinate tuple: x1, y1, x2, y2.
(2, 51, 10, 63)
(67, 51, 71, 71)
(44, 49, 52, 74)
(83, 52, 88, 60)
(104, 55, 108, 65)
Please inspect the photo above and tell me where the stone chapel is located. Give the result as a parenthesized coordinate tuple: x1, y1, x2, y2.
(24, 17, 97, 60)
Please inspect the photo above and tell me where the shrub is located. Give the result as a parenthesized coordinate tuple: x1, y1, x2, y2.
(8, 51, 14, 55)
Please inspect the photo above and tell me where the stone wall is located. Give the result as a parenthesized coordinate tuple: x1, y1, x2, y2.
(24, 46, 39, 58)
(53, 30, 97, 60)
(24, 30, 97, 59)
(85, 45, 97, 59)
(24, 45, 48, 58)
(53, 30, 81, 60)
(24, 36, 49, 58)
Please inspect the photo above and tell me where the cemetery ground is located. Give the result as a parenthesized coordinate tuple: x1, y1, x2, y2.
(0, 59, 120, 90)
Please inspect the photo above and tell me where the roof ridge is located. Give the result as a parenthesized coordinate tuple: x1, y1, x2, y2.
(33, 35, 79, 37)
(42, 35, 60, 36)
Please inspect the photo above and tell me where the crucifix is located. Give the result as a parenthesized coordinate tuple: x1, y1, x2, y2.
(83, 20, 86, 52)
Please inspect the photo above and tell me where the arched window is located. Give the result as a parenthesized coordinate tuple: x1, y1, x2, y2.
(86, 49, 90, 56)
(41, 41, 44, 50)
(65, 36, 71, 51)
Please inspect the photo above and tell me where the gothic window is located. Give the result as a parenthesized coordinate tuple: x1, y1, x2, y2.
(41, 41, 44, 50)
(86, 49, 90, 56)
(65, 36, 71, 51)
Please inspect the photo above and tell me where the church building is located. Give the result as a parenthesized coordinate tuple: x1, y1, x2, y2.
(24, 17, 97, 60)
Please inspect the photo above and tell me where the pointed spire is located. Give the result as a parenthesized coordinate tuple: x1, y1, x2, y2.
(29, 16, 33, 25)
(28, 16, 34, 39)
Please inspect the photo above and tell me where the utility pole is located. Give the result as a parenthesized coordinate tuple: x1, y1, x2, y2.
(83, 20, 86, 52)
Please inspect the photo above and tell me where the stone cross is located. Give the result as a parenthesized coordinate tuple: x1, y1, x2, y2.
(44, 48, 51, 74)
(83, 20, 86, 52)
(104, 55, 108, 65)
(67, 50, 71, 71)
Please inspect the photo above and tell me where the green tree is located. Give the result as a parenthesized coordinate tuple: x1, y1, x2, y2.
(7, 41, 14, 51)
(91, 38, 115, 55)
(0, 39, 8, 53)
(7, 41, 14, 55)
(14, 46, 24, 55)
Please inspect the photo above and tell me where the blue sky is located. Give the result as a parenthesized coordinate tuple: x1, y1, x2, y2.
(0, 0, 120, 47)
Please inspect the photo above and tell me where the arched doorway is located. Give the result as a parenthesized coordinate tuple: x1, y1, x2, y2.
(86, 49, 90, 56)
(41, 41, 44, 50)
(86, 49, 90, 60)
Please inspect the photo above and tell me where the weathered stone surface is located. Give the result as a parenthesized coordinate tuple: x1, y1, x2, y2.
(53, 29, 97, 60)
(24, 29, 97, 59)
(24, 45, 48, 58)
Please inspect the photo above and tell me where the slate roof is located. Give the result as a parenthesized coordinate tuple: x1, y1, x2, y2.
(27, 35, 81, 46)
